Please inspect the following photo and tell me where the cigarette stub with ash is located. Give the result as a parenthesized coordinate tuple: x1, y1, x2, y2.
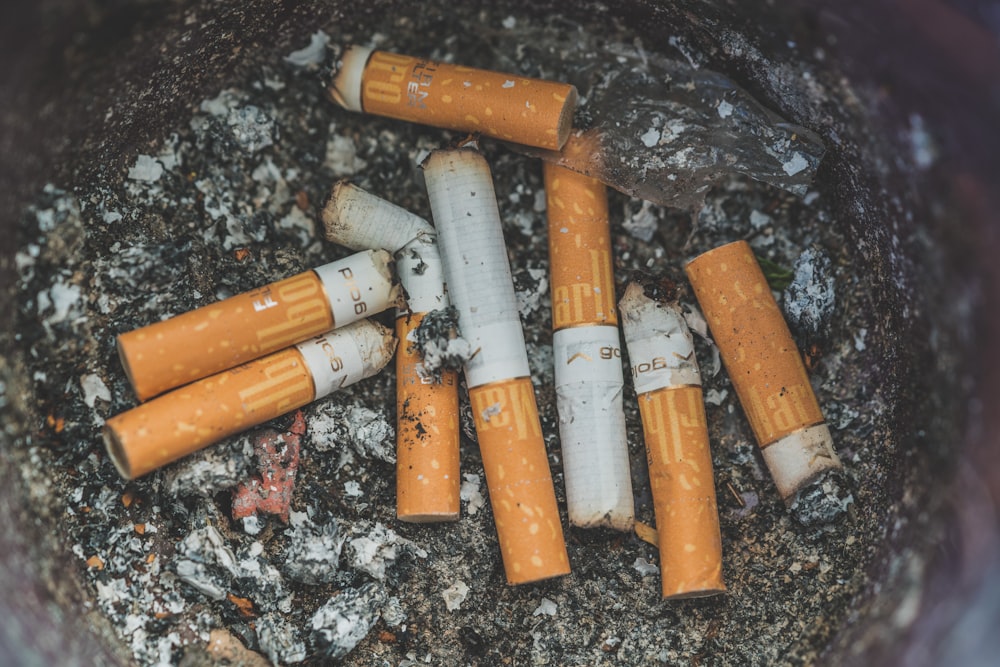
(685, 240, 847, 524)
(117, 249, 402, 401)
(543, 162, 634, 530)
(330, 45, 578, 150)
(104, 320, 396, 480)
(323, 181, 461, 523)
(620, 281, 726, 599)
(422, 144, 570, 585)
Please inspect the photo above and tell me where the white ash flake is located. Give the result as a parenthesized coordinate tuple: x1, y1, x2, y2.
(442, 580, 470, 611)
(41, 277, 82, 325)
(781, 152, 809, 176)
(80, 373, 111, 408)
(632, 557, 660, 576)
(242, 517, 262, 541)
(312, 583, 388, 660)
(199, 88, 243, 117)
(346, 521, 426, 581)
(278, 206, 316, 247)
(282, 510, 345, 585)
(704, 388, 728, 406)
(308, 402, 395, 462)
(459, 473, 486, 516)
(532, 598, 558, 616)
(344, 480, 364, 497)
(640, 127, 661, 147)
(503, 79, 516, 88)
(854, 327, 868, 351)
(284, 30, 330, 68)
(128, 154, 165, 182)
(623, 200, 659, 242)
(257, 613, 307, 665)
(415, 335, 474, 381)
(163, 434, 256, 497)
(515, 267, 549, 316)
(717, 99, 734, 118)
(749, 209, 772, 230)
(325, 130, 368, 175)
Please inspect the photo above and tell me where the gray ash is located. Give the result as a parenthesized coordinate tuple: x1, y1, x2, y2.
(788, 468, 855, 528)
(783, 245, 837, 343)
(406, 305, 473, 382)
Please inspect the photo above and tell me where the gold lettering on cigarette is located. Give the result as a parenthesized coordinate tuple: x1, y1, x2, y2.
(238, 355, 314, 413)
(471, 380, 542, 442)
(744, 382, 823, 445)
(253, 273, 330, 349)
(337, 266, 368, 316)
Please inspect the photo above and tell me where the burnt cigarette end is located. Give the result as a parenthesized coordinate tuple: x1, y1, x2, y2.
(787, 468, 854, 527)
(408, 306, 472, 382)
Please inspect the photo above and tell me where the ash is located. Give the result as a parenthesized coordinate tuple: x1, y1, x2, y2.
(407, 305, 474, 382)
(9, 4, 901, 666)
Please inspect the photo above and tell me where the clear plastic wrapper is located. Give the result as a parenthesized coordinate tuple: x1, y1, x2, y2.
(508, 40, 825, 209)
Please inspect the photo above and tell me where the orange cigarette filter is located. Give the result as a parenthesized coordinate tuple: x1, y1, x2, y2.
(638, 387, 726, 598)
(544, 162, 617, 329)
(469, 377, 570, 585)
(684, 240, 841, 500)
(330, 46, 578, 150)
(117, 250, 400, 401)
(396, 311, 461, 522)
(104, 320, 396, 480)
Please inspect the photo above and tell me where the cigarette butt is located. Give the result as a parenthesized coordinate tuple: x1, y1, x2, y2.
(470, 378, 570, 584)
(323, 180, 434, 253)
(323, 181, 460, 522)
(331, 46, 578, 150)
(684, 240, 841, 500)
(396, 311, 461, 522)
(423, 146, 570, 583)
(620, 282, 725, 599)
(543, 162, 633, 530)
(104, 320, 396, 480)
(117, 249, 401, 401)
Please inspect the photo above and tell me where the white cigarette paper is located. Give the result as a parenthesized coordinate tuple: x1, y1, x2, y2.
(621, 286, 702, 393)
(313, 249, 403, 324)
(324, 180, 434, 253)
(421, 147, 530, 388)
(296, 319, 397, 398)
(552, 325, 634, 530)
